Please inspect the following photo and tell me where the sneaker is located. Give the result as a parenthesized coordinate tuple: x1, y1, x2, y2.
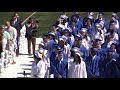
(11, 61, 16, 64)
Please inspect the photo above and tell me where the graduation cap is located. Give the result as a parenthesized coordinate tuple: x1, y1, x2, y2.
(75, 52, 83, 57)
(75, 34, 82, 41)
(95, 23, 101, 27)
(89, 12, 94, 16)
(112, 12, 117, 16)
(59, 37, 64, 41)
(81, 28, 87, 32)
(63, 29, 70, 33)
(39, 42, 44, 46)
(94, 34, 102, 41)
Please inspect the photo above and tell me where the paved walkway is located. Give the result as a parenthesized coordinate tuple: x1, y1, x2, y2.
(0, 37, 42, 78)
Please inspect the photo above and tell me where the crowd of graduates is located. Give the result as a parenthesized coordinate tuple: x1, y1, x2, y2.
(31, 12, 120, 78)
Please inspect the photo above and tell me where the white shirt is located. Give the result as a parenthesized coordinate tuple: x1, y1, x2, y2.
(68, 61, 87, 78)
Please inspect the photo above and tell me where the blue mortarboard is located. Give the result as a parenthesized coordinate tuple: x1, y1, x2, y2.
(63, 29, 70, 33)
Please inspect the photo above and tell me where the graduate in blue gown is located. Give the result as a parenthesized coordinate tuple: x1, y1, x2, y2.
(100, 52, 118, 78)
(94, 12, 108, 30)
(47, 32, 57, 54)
(83, 18, 95, 39)
(50, 50, 68, 78)
(71, 12, 82, 23)
(89, 48, 101, 78)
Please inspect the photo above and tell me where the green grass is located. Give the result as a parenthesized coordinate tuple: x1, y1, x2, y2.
(0, 12, 120, 37)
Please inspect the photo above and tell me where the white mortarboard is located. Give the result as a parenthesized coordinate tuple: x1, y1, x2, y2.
(88, 15, 93, 19)
(75, 52, 81, 57)
(59, 37, 64, 41)
(81, 28, 87, 32)
(39, 48, 44, 54)
(49, 32, 55, 36)
(95, 23, 101, 27)
(89, 12, 94, 16)
(39, 42, 44, 46)
(75, 52, 83, 57)
(94, 34, 102, 41)
(112, 12, 117, 16)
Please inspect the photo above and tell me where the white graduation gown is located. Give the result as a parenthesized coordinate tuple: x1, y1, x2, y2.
(31, 60, 46, 78)
(69, 61, 87, 78)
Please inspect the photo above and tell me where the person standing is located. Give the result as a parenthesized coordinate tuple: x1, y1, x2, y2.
(50, 50, 68, 78)
(6, 21, 17, 64)
(68, 52, 87, 78)
(10, 13, 22, 57)
(25, 18, 38, 55)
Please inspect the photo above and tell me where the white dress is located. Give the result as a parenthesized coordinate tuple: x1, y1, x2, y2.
(69, 61, 87, 78)
(31, 60, 46, 78)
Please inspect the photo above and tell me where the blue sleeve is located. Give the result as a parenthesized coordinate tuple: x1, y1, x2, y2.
(50, 62, 60, 78)
(61, 62, 68, 78)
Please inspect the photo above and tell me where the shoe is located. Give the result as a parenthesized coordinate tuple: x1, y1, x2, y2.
(29, 53, 32, 56)
(11, 61, 16, 64)
(16, 54, 19, 57)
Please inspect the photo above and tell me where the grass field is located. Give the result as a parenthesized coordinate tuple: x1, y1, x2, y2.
(0, 12, 120, 37)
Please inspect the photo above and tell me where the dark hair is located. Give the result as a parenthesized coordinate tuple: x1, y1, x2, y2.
(74, 54, 81, 64)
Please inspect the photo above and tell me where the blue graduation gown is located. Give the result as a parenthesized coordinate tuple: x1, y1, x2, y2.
(105, 59, 118, 78)
(94, 18, 108, 29)
(71, 14, 82, 23)
(48, 40, 56, 53)
(84, 25, 95, 39)
(90, 55, 101, 77)
(79, 45, 88, 61)
(72, 27, 79, 37)
(75, 20, 83, 31)
(50, 58, 68, 78)
(85, 56, 93, 78)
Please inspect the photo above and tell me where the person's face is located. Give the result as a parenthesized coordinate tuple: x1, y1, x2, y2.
(74, 40, 78, 46)
(110, 23, 116, 29)
(74, 54, 79, 62)
(64, 32, 69, 36)
(110, 46, 115, 52)
(58, 53, 63, 61)
(79, 40, 82, 46)
(6, 22, 10, 28)
(87, 20, 91, 26)
(81, 31, 86, 36)
(98, 15, 103, 19)
(13, 16, 17, 20)
(96, 42, 100, 48)
(49, 35, 53, 40)
(59, 40, 65, 47)
(0, 27, 5, 33)
(38, 44, 43, 49)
